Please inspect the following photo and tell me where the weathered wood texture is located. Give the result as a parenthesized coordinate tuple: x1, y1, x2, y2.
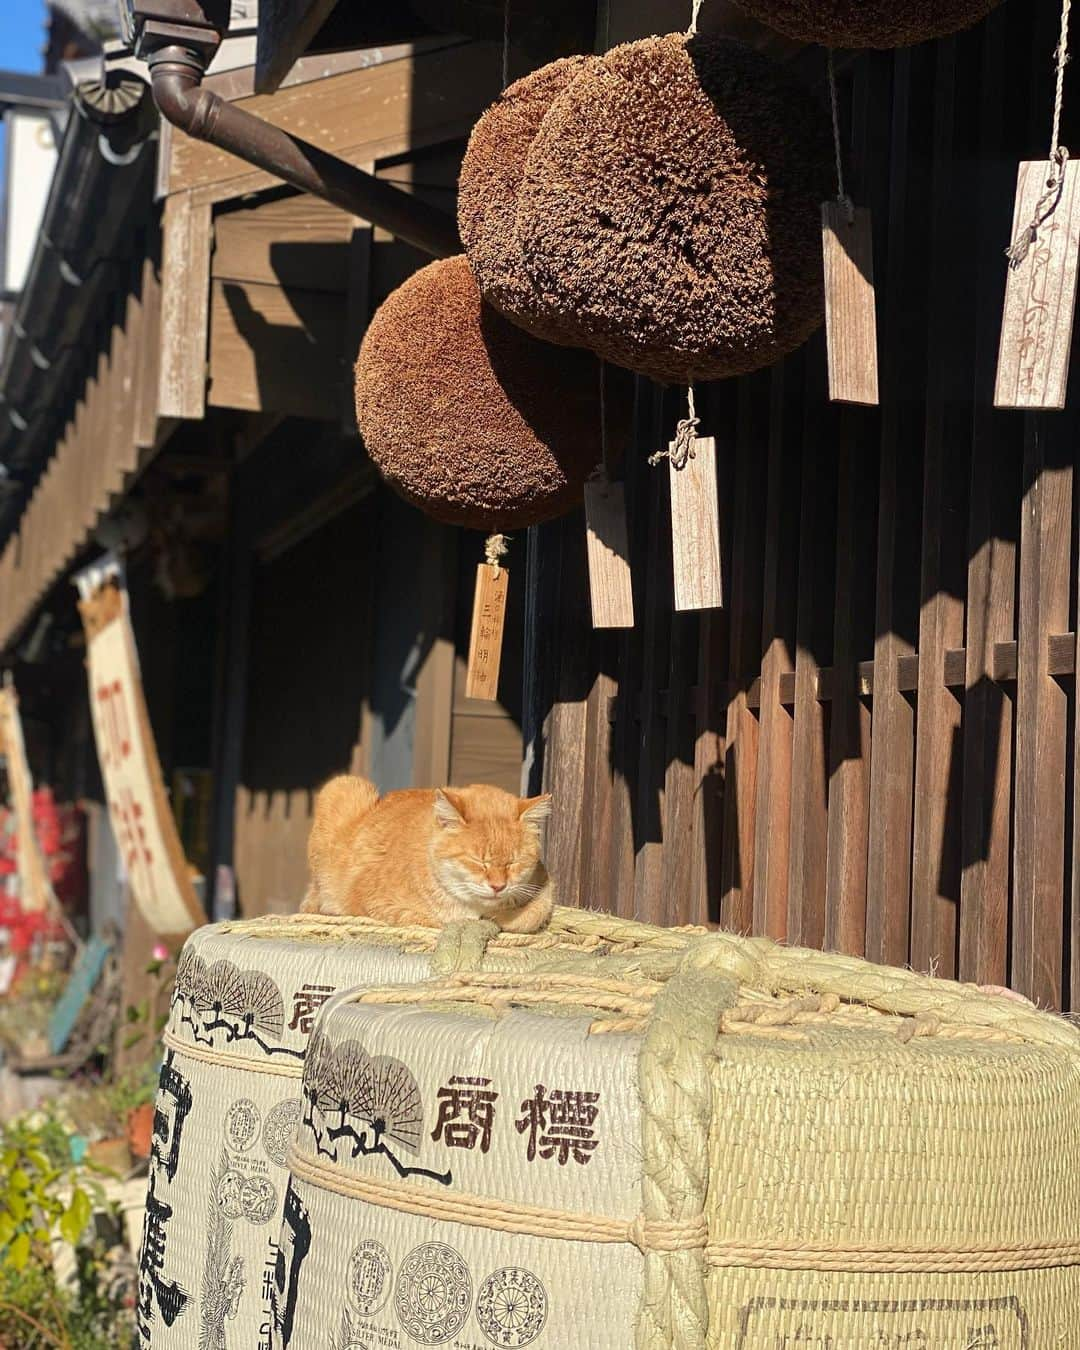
(822, 203, 880, 406)
(995, 159, 1080, 410)
(584, 476, 635, 628)
(537, 9, 1080, 1010)
(0, 252, 163, 651)
(668, 436, 724, 612)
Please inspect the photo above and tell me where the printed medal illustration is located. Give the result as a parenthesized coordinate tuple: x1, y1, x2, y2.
(476, 1267, 549, 1347)
(395, 1242, 473, 1345)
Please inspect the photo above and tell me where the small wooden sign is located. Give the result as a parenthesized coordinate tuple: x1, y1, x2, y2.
(669, 435, 724, 612)
(465, 563, 509, 701)
(995, 159, 1080, 410)
(584, 474, 634, 628)
(822, 202, 880, 406)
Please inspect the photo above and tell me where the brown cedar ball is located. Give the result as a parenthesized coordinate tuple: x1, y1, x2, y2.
(516, 34, 834, 385)
(458, 55, 595, 345)
(354, 256, 621, 531)
(727, 0, 1002, 48)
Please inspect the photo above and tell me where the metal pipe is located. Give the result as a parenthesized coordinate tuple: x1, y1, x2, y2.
(148, 46, 461, 259)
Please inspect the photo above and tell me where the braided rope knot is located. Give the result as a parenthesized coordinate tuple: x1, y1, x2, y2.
(431, 918, 501, 976)
(628, 1214, 709, 1255)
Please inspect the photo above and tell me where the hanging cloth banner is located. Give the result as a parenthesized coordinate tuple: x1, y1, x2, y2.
(0, 683, 51, 914)
(74, 555, 203, 936)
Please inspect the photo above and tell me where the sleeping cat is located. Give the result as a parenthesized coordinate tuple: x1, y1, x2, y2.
(301, 775, 555, 932)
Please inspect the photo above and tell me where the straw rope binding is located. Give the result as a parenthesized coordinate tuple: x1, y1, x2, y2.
(287, 1143, 1080, 1273)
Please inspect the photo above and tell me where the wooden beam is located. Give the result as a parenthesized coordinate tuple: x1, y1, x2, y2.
(168, 43, 501, 201)
(159, 191, 212, 421)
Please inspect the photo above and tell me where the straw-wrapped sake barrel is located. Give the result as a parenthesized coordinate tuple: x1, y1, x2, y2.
(275, 934, 1080, 1349)
(136, 909, 696, 1348)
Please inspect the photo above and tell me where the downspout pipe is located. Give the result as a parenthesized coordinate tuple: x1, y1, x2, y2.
(147, 44, 461, 260)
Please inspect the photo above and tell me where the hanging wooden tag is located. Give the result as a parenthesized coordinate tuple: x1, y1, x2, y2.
(584, 473, 634, 628)
(465, 563, 509, 701)
(995, 160, 1080, 410)
(821, 202, 880, 406)
(669, 436, 723, 612)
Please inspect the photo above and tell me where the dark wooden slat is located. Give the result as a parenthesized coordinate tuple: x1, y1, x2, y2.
(865, 44, 924, 970)
(911, 37, 967, 981)
(632, 388, 673, 923)
(958, 4, 1015, 990)
(825, 405, 875, 956)
(750, 365, 798, 938)
(718, 377, 768, 923)
(786, 340, 834, 947)
(1013, 419, 1071, 1006)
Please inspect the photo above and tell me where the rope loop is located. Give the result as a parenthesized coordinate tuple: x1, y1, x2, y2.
(1007, 0, 1072, 268)
(484, 532, 509, 576)
(649, 386, 700, 470)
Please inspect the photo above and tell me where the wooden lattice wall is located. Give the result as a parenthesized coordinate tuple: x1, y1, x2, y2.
(529, 2, 1080, 1012)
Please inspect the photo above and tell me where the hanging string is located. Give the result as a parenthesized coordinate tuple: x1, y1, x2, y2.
(592, 359, 613, 481)
(649, 386, 700, 470)
(502, 0, 511, 89)
(827, 49, 855, 224)
(485, 533, 509, 577)
(686, 0, 703, 38)
(1006, 0, 1072, 269)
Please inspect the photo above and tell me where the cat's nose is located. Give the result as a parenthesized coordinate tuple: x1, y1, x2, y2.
(489, 880, 507, 893)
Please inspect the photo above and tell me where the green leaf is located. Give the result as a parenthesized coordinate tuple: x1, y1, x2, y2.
(0, 1213, 14, 1246)
(9, 1169, 29, 1192)
(59, 1187, 92, 1245)
(8, 1232, 30, 1269)
(8, 1192, 28, 1224)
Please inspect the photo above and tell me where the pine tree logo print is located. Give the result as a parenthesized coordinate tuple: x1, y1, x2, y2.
(301, 1030, 452, 1184)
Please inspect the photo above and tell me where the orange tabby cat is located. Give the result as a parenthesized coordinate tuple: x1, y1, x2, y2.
(301, 776, 555, 932)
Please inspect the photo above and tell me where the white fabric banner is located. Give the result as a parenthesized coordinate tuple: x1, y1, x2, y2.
(76, 555, 202, 936)
(0, 683, 50, 913)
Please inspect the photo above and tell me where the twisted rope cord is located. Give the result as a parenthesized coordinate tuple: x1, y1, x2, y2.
(287, 1139, 1080, 1272)
(288, 1144, 708, 1253)
(827, 49, 855, 223)
(1007, 0, 1072, 268)
(161, 1027, 303, 1078)
(686, 0, 703, 37)
(648, 386, 700, 470)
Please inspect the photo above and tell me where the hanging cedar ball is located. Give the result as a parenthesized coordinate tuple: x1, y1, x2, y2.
(458, 55, 594, 344)
(354, 256, 618, 530)
(514, 34, 833, 384)
(727, 0, 1002, 48)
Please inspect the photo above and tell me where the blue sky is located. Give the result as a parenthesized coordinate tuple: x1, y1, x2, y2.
(1, 0, 48, 75)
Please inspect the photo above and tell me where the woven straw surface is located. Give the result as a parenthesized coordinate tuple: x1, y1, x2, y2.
(279, 932, 1080, 1348)
(139, 909, 699, 1347)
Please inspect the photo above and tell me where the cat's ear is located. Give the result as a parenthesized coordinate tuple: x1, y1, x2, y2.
(434, 789, 465, 830)
(519, 794, 552, 827)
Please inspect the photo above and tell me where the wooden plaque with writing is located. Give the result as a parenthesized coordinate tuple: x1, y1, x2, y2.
(995, 159, 1080, 410)
(465, 563, 509, 701)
